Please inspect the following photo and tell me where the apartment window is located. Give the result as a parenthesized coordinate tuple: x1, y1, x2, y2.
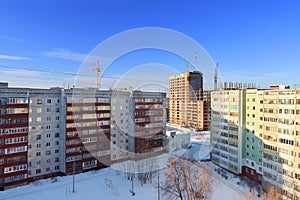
(28, 170, 31, 175)
(37, 99, 42, 105)
(46, 125, 51, 130)
(55, 149, 59, 154)
(47, 99, 52, 104)
(47, 108, 51, 112)
(36, 169, 41, 174)
(28, 162, 32, 167)
(46, 142, 50, 147)
(46, 167, 50, 172)
(55, 157, 59, 162)
(55, 165, 59, 170)
(46, 150, 51, 155)
(55, 132, 59, 138)
(37, 108, 42, 113)
(46, 116, 51, 121)
(36, 143, 41, 148)
(36, 160, 41, 165)
(55, 108, 59, 113)
(55, 141, 59, 145)
(36, 135, 41, 140)
(36, 152, 41, 156)
(46, 133, 51, 138)
(56, 99, 60, 104)
(46, 159, 51, 164)
(36, 117, 42, 122)
(55, 116, 59, 121)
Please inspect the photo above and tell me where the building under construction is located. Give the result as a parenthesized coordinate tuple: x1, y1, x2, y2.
(169, 71, 204, 130)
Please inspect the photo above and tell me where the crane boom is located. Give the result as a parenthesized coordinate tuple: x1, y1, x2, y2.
(88, 60, 100, 90)
(186, 52, 197, 73)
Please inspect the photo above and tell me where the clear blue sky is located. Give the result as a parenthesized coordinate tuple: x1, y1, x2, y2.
(0, 0, 299, 89)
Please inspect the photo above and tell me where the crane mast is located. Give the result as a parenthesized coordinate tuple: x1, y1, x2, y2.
(88, 60, 100, 90)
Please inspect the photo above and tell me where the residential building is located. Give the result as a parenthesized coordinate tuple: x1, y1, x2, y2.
(211, 84, 300, 199)
(203, 90, 211, 130)
(64, 88, 111, 175)
(0, 86, 29, 190)
(133, 91, 166, 159)
(211, 86, 245, 175)
(169, 71, 204, 130)
(0, 82, 167, 190)
(27, 88, 65, 180)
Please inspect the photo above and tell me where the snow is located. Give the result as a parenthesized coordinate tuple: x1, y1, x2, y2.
(0, 124, 261, 200)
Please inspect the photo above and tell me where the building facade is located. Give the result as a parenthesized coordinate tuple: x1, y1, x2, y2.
(0, 83, 167, 190)
(211, 84, 300, 199)
(0, 86, 29, 190)
(169, 71, 204, 130)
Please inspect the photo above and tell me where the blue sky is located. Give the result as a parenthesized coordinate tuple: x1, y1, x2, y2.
(0, 0, 299, 89)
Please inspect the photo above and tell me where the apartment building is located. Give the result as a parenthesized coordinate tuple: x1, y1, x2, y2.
(133, 91, 166, 160)
(260, 86, 300, 199)
(243, 89, 263, 184)
(211, 87, 245, 175)
(0, 84, 29, 190)
(203, 91, 211, 130)
(27, 88, 65, 180)
(211, 84, 300, 199)
(0, 82, 167, 190)
(169, 71, 204, 130)
(64, 88, 111, 175)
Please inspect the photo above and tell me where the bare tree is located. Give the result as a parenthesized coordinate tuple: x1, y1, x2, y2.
(245, 186, 281, 200)
(161, 156, 212, 200)
(261, 187, 281, 200)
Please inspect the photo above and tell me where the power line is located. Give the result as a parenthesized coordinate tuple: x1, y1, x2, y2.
(0, 65, 169, 84)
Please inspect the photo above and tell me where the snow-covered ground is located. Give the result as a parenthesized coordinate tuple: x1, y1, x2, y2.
(0, 163, 249, 200)
(0, 124, 260, 200)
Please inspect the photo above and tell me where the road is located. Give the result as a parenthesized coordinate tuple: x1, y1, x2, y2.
(183, 142, 202, 159)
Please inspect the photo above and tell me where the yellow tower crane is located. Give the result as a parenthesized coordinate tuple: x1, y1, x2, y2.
(88, 60, 101, 90)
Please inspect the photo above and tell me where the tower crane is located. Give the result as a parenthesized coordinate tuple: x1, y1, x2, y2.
(88, 60, 100, 90)
(186, 52, 198, 73)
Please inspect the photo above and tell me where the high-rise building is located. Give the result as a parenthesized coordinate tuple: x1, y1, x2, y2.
(64, 88, 111, 175)
(0, 83, 166, 190)
(0, 86, 29, 190)
(211, 84, 300, 199)
(169, 71, 203, 130)
(27, 88, 65, 181)
(203, 91, 211, 130)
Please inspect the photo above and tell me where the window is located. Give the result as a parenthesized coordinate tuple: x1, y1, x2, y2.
(46, 159, 51, 164)
(55, 132, 59, 138)
(46, 142, 50, 147)
(46, 150, 51, 155)
(36, 135, 41, 140)
(46, 116, 51, 121)
(46, 125, 51, 130)
(55, 149, 59, 154)
(36, 169, 41, 174)
(36, 143, 41, 148)
(36, 152, 41, 156)
(46, 167, 50, 172)
(37, 108, 42, 113)
(46, 133, 51, 138)
(36, 160, 41, 165)
(36, 117, 42, 122)
(37, 99, 42, 105)
(55, 165, 59, 170)
(47, 99, 52, 104)
(47, 108, 51, 112)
